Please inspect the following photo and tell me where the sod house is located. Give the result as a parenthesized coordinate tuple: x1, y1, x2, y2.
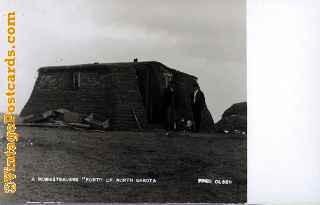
(20, 61, 214, 131)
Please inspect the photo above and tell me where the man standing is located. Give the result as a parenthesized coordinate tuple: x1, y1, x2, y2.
(191, 83, 205, 132)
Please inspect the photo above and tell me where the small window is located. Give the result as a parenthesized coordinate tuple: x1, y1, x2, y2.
(73, 72, 80, 89)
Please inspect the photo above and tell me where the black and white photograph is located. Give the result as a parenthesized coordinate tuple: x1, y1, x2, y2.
(0, 0, 246, 203)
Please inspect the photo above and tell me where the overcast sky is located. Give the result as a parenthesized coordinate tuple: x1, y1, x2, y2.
(0, 0, 246, 121)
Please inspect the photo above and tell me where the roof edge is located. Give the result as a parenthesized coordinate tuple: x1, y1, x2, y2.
(38, 61, 198, 79)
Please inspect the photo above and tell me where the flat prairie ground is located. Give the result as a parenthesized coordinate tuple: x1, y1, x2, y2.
(0, 126, 246, 203)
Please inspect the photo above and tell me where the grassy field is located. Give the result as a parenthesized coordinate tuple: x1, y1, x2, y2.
(0, 126, 246, 203)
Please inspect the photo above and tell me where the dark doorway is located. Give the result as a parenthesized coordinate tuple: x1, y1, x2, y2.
(136, 67, 165, 124)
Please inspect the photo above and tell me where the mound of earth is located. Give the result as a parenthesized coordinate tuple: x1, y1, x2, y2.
(215, 102, 247, 133)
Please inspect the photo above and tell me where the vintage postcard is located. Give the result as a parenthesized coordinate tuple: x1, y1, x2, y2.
(0, 0, 246, 203)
